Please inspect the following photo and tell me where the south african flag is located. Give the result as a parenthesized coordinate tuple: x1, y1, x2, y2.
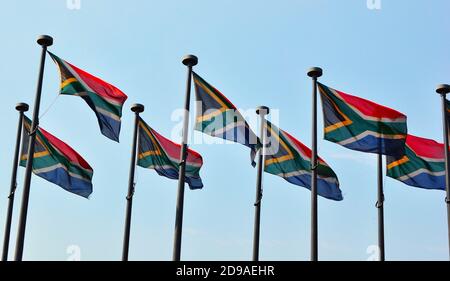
(193, 72, 259, 165)
(137, 117, 204, 189)
(20, 116, 93, 198)
(318, 83, 407, 157)
(387, 134, 445, 190)
(48, 52, 128, 142)
(263, 120, 342, 201)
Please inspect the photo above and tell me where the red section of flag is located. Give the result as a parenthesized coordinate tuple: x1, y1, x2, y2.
(406, 134, 444, 160)
(67, 61, 128, 105)
(151, 128, 203, 165)
(40, 127, 92, 171)
(283, 129, 328, 163)
(335, 88, 405, 120)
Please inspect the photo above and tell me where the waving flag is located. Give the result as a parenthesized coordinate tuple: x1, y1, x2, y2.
(318, 82, 407, 157)
(263, 121, 342, 201)
(193, 72, 259, 165)
(387, 134, 445, 190)
(137, 117, 203, 189)
(20, 116, 93, 198)
(48, 52, 128, 142)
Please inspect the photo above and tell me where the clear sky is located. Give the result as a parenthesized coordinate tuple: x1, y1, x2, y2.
(1, 0, 449, 261)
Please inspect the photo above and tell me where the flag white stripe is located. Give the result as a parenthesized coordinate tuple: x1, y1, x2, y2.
(338, 130, 405, 146)
(34, 163, 91, 183)
(396, 168, 445, 182)
(144, 164, 199, 177)
(277, 170, 339, 185)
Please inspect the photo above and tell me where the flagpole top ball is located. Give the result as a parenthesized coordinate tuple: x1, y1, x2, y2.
(15, 103, 29, 112)
(307, 67, 323, 78)
(131, 103, 145, 113)
(182, 55, 198, 67)
(436, 84, 450, 95)
(256, 106, 270, 116)
(36, 35, 53, 47)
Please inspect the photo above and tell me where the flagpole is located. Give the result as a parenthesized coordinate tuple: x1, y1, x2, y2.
(253, 106, 269, 261)
(173, 54, 198, 261)
(14, 35, 53, 261)
(376, 153, 385, 261)
(122, 103, 145, 261)
(307, 67, 322, 261)
(437, 83, 450, 259)
(2, 103, 29, 261)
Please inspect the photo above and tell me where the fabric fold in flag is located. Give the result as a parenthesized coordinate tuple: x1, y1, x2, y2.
(48, 52, 128, 142)
(263, 120, 342, 201)
(20, 116, 93, 198)
(137, 117, 204, 189)
(318, 82, 407, 157)
(193, 72, 259, 165)
(387, 134, 445, 190)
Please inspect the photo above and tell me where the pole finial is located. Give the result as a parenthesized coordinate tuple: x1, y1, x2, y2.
(15, 103, 29, 112)
(131, 103, 145, 113)
(256, 106, 270, 116)
(36, 35, 53, 47)
(307, 67, 323, 78)
(182, 55, 198, 67)
(436, 84, 450, 95)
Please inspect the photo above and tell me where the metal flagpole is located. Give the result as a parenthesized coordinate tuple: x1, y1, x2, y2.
(376, 153, 385, 261)
(253, 106, 269, 261)
(307, 67, 322, 261)
(14, 35, 53, 261)
(122, 103, 145, 261)
(436, 83, 450, 259)
(173, 54, 198, 261)
(2, 103, 29, 261)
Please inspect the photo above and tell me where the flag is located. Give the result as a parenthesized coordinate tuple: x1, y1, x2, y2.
(318, 82, 407, 157)
(193, 72, 259, 165)
(387, 134, 445, 190)
(263, 121, 342, 201)
(137, 117, 203, 189)
(48, 52, 128, 142)
(20, 116, 93, 198)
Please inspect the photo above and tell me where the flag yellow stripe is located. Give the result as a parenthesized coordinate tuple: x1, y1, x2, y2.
(60, 77, 78, 89)
(137, 120, 162, 159)
(387, 155, 409, 169)
(264, 125, 295, 165)
(194, 78, 228, 122)
(319, 86, 354, 133)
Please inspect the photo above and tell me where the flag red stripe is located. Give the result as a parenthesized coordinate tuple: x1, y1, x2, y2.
(334, 88, 406, 120)
(406, 134, 444, 159)
(282, 130, 326, 163)
(67, 61, 128, 104)
(151, 128, 203, 165)
(40, 127, 92, 170)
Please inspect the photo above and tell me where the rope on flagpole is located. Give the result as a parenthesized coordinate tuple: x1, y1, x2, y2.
(39, 94, 60, 120)
(131, 159, 140, 200)
(8, 182, 17, 199)
(375, 165, 387, 208)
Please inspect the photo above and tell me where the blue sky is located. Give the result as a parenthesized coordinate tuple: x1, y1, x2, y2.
(0, 0, 449, 261)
